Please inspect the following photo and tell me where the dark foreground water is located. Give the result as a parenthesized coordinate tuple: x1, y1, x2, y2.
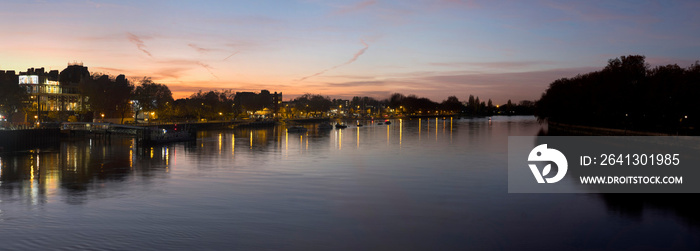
(1, 116, 699, 250)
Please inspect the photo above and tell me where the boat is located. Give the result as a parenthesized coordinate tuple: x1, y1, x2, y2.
(384, 120, 391, 125)
(335, 123, 348, 129)
(356, 121, 363, 127)
(377, 122, 383, 125)
(146, 128, 195, 144)
(287, 126, 307, 133)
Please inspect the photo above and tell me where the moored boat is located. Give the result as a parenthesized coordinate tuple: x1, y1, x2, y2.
(146, 128, 195, 144)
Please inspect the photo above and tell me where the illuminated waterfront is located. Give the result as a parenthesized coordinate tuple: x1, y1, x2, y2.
(1, 116, 699, 249)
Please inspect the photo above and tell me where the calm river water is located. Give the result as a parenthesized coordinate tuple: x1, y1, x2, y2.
(1, 116, 699, 250)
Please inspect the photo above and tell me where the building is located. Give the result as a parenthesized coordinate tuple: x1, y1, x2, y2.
(273, 91, 282, 117)
(0, 70, 18, 84)
(18, 63, 88, 121)
(233, 90, 282, 118)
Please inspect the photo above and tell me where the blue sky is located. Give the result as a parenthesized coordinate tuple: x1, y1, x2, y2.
(1, 0, 699, 103)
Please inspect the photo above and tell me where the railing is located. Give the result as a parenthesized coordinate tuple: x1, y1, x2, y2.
(0, 122, 38, 130)
(60, 122, 111, 131)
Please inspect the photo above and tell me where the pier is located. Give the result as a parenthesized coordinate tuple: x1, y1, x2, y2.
(0, 120, 276, 152)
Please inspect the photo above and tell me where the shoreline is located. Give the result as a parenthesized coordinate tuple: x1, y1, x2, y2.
(547, 121, 672, 136)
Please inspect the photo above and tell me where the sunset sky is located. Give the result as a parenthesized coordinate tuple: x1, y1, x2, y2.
(2, 0, 699, 103)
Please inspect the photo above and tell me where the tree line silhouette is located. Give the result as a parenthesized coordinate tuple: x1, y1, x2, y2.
(536, 55, 700, 134)
(1, 66, 535, 124)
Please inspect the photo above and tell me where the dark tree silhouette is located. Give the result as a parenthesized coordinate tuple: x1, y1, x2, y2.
(180, 90, 235, 120)
(536, 55, 700, 134)
(132, 78, 173, 120)
(293, 94, 332, 117)
(0, 71, 24, 120)
(79, 74, 133, 122)
(441, 96, 462, 113)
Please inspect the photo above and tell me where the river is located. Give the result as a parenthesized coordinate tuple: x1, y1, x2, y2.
(0, 116, 698, 250)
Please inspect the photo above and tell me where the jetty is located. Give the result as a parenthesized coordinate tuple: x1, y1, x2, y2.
(0, 120, 272, 152)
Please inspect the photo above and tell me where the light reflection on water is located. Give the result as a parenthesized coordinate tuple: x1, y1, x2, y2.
(0, 116, 698, 250)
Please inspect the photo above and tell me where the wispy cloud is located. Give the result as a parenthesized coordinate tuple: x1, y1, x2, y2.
(299, 66, 601, 103)
(91, 66, 128, 75)
(196, 62, 218, 79)
(298, 40, 369, 82)
(325, 80, 387, 88)
(154, 59, 219, 79)
(127, 32, 152, 57)
(430, 60, 556, 70)
(223, 51, 239, 61)
(188, 43, 212, 53)
(645, 57, 699, 68)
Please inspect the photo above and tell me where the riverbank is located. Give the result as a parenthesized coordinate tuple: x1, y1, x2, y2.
(0, 128, 60, 152)
(547, 121, 671, 136)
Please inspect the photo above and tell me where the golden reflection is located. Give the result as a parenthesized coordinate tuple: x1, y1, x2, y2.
(435, 118, 438, 141)
(255, 130, 268, 145)
(0, 157, 3, 178)
(450, 117, 453, 143)
(73, 146, 78, 171)
(418, 118, 421, 141)
(30, 160, 37, 205)
(129, 149, 133, 168)
(218, 133, 222, 155)
(66, 148, 70, 166)
(44, 160, 59, 200)
(150, 147, 154, 159)
(250, 131, 253, 149)
(300, 135, 303, 150)
(387, 123, 390, 145)
(339, 128, 342, 150)
(285, 130, 289, 153)
(165, 147, 169, 166)
(357, 126, 360, 148)
(399, 119, 403, 147)
(232, 133, 236, 157)
(443, 118, 446, 134)
(306, 133, 309, 150)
